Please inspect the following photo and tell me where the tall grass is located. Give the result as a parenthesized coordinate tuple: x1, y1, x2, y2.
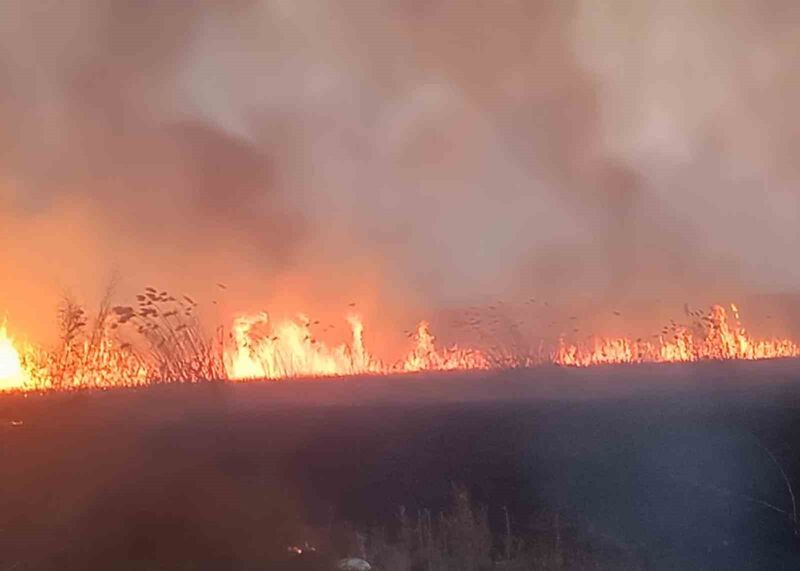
(21, 285, 148, 390)
(16, 286, 224, 390)
(112, 287, 225, 383)
(316, 485, 645, 571)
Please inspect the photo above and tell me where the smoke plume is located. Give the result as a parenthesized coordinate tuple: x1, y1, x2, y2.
(2, 1, 799, 342)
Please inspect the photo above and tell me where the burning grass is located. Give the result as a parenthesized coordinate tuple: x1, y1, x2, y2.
(227, 315, 488, 380)
(1, 289, 800, 393)
(553, 303, 800, 366)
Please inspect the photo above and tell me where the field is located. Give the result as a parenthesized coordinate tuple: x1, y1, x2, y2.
(1, 361, 800, 569)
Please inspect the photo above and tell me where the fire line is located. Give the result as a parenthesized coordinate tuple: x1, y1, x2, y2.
(0, 303, 798, 392)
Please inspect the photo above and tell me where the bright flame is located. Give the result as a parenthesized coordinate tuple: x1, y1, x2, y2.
(0, 301, 798, 392)
(0, 323, 28, 391)
(228, 312, 384, 379)
(401, 321, 488, 372)
(0, 321, 148, 392)
(554, 304, 800, 367)
(226, 314, 487, 380)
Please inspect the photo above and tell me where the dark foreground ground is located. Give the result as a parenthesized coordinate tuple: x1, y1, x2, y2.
(2, 361, 800, 570)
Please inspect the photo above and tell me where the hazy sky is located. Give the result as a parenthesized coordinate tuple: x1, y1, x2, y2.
(2, 0, 799, 340)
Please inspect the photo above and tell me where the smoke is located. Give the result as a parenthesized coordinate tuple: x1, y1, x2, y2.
(1, 1, 799, 342)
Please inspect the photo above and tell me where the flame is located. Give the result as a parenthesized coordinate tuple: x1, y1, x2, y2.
(226, 314, 486, 379)
(0, 321, 148, 392)
(227, 313, 383, 379)
(553, 304, 800, 366)
(400, 321, 488, 372)
(0, 301, 798, 392)
(0, 323, 28, 391)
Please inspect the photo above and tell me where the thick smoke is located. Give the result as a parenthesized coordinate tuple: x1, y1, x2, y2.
(1, 1, 799, 342)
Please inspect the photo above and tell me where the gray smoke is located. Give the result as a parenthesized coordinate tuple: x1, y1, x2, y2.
(1, 0, 798, 340)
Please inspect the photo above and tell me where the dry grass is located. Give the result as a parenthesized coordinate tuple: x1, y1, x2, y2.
(308, 485, 645, 571)
(21, 284, 148, 390)
(112, 287, 226, 383)
(17, 285, 225, 390)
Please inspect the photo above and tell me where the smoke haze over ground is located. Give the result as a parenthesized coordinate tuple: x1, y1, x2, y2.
(2, 1, 799, 342)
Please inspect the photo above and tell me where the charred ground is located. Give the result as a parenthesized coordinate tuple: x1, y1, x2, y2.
(1, 362, 800, 569)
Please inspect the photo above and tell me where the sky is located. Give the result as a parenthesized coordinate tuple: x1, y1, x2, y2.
(1, 0, 799, 342)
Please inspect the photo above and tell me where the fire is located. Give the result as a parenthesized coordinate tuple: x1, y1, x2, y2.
(226, 314, 487, 379)
(0, 323, 28, 391)
(0, 333, 149, 392)
(0, 300, 798, 393)
(554, 304, 800, 367)
(227, 313, 383, 379)
(401, 321, 488, 372)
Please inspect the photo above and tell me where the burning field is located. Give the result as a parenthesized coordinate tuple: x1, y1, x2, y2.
(2, 0, 800, 397)
(2, 293, 799, 393)
(3, 1, 800, 568)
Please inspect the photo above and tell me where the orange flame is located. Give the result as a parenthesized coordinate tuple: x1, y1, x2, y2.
(226, 314, 487, 379)
(0, 302, 798, 392)
(400, 321, 488, 372)
(0, 323, 29, 391)
(553, 304, 800, 366)
(227, 313, 383, 379)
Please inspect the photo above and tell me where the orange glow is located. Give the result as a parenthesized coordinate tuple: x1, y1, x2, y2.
(226, 314, 487, 380)
(0, 302, 798, 392)
(554, 304, 800, 366)
(0, 321, 149, 392)
(400, 321, 489, 373)
(0, 323, 28, 391)
(227, 312, 383, 379)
